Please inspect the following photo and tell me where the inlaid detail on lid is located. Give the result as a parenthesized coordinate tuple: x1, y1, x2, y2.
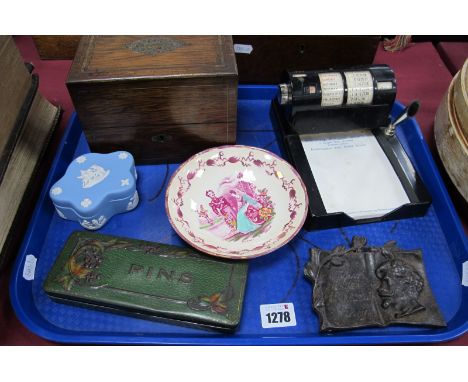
(125, 37, 188, 56)
(67, 36, 236, 81)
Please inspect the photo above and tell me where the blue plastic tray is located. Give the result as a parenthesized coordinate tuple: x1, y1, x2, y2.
(10, 85, 468, 344)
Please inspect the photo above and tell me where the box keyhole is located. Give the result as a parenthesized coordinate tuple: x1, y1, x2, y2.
(152, 134, 173, 143)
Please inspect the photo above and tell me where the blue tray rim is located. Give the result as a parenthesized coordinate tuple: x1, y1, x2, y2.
(9, 85, 468, 345)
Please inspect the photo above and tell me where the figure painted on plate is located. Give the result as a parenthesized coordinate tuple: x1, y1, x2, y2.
(229, 189, 263, 234)
(199, 173, 275, 241)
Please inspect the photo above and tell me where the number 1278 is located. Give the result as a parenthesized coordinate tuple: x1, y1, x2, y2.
(265, 311, 291, 324)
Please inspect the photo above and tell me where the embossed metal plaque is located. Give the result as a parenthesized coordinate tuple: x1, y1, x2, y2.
(304, 236, 446, 332)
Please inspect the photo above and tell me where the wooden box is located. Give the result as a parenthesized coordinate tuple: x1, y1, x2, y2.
(232, 35, 380, 83)
(67, 36, 238, 164)
(32, 35, 81, 60)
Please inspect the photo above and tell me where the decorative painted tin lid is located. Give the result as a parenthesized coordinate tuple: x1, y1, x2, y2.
(50, 151, 137, 218)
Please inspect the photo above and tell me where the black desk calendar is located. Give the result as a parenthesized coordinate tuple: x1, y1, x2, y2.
(272, 64, 431, 230)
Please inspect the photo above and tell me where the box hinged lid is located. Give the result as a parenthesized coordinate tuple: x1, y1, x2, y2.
(67, 35, 237, 84)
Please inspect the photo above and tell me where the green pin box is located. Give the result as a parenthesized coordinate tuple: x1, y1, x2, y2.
(43, 232, 248, 331)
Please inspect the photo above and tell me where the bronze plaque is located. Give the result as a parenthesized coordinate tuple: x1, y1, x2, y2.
(304, 236, 446, 332)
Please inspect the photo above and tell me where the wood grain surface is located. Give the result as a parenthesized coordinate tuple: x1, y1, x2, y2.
(67, 36, 238, 163)
(232, 35, 380, 83)
(68, 36, 237, 81)
(32, 35, 81, 60)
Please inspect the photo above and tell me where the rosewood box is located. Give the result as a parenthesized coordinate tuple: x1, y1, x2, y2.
(66, 36, 238, 164)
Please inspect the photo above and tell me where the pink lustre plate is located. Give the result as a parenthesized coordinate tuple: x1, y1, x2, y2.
(165, 145, 309, 259)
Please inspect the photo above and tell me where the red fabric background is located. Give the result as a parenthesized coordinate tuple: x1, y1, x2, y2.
(0, 37, 466, 345)
(436, 42, 468, 75)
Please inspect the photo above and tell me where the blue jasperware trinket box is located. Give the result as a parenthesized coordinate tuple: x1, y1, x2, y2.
(49, 151, 139, 230)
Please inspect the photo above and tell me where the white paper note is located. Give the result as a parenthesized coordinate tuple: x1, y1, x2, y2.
(233, 44, 253, 54)
(22, 254, 37, 281)
(300, 129, 410, 219)
(462, 261, 468, 287)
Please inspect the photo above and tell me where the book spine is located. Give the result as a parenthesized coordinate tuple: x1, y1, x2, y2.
(0, 73, 39, 184)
